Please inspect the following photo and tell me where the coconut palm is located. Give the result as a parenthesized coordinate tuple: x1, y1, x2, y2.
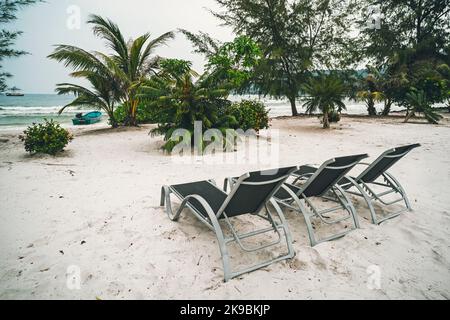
(356, 68, 385, 116)
(140, 59, 232, 151)
(48, 15, 174, 126)
(55, 73, 121, 128)
(49, 46, 122, 127)
(356, 90, 385, 116)
(302, 76, 347, 129)
(87, 15, 174, 126)
(143, 60, 229, 130)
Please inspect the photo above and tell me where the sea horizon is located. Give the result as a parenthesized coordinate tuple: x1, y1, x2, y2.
(0, 93, 411, 130)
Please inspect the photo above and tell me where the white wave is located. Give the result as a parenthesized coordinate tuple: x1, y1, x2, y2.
(0, 106, 84, 116)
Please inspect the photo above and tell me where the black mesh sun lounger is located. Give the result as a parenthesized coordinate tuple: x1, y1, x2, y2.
(160, 166, 298, 282)
(292, 144, 420, 225)
(224, 155, 368, 247)
(337, 144, 421, 224)
(273, 154, 369, 246)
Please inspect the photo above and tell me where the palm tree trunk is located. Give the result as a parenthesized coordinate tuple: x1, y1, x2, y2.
(404, 111, 415, 123)
(323, 111, 330, 129)
(123, 100, 138, 126)
(127, 99, 139, 126)
(367, 98, 377, 116)
(109, 114, 118, 128)
(288, 95, 298, 116)
(382, 99, 392, 116)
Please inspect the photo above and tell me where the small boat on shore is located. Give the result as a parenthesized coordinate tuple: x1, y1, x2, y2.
(72, 111, 102, 125)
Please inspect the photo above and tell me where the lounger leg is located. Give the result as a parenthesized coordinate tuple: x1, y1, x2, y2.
(383, 172, 412, 211)
(346, 178, 379, 225)
(160, 186, 185, 221)
(278, 186, 318, 246)
(186, 197, 232, 282)
(162, 191, 233, 281)
(269, 199, 295, 259)
(292, 197, 318, 246)
(303, 211, 318, 247)
(161, 186, 175, 220)
(333, 185, 360, 229)
(209, 218, 232, 282)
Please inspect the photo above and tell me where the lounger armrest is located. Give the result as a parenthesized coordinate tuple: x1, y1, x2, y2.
(291, 163, 319, 175)
(292, 172, 315, 185)
(356, 162, 371, 166)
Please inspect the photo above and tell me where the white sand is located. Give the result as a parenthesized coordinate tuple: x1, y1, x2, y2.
(0, 115, 449, 300)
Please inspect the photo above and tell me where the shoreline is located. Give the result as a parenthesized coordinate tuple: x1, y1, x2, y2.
(1, 110, 449, 136)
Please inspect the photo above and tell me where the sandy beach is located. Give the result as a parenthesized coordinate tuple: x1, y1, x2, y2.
(0, 115, 449, 300)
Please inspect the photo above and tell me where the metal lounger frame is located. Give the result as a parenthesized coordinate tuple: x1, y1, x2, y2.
(225, 158, 362, 247)
(160, 168, 298, 282)
(339, 147, 416, 224)
(277, 158, 361, 246)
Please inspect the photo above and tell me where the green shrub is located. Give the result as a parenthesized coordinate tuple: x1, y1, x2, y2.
(19, 119, 73, 155)
(328, 111, 341, 123)
(160, 126, 240, 154)
(227, 100, 270, 132)
(113, 103, 169, 125)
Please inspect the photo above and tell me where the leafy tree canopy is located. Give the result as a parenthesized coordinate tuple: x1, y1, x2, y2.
(0, 0, 42, 92)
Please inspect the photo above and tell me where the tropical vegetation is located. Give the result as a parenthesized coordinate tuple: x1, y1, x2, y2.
(38, 0, 449, 150)
(302, 76, 347, 129)
(0, 0, 42, 92)
(48, 14, 174, 127)
(19, 119, 73, 155)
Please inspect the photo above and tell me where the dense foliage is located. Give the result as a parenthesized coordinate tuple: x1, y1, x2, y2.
(227, 100, 269, 132)
(404, 90, 443, 124)
(19, 119, 73, 155)
(355, 0, 450, 118)
(211, 0, 360, 116)
(7, 0, 434, 143)
(0, 0, 42, 92)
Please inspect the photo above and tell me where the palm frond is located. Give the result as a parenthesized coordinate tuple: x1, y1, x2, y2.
(87, 14, 128, 62)
(140, 31, 175, 66)
(48, 45, 108, 74)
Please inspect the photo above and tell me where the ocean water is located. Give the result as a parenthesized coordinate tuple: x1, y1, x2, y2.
(0, 93, 392, 130)
(0, 94, 83, 129)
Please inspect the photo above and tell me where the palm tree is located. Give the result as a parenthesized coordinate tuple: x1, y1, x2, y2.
(48, 15, 174, 126)
(49, 46, 122, 127)
(144, 61, 229, 130)
(404, 90, 442, 124)
(55, 72, 121, 128)
(356, 68, 385, 116)
(302, 76, 347, 129)
(87, 15, 174, 126)
(140, 59, 231, 151)
(356, 90, 385, 116)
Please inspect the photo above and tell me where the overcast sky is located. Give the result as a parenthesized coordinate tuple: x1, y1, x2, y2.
(3, 0, 234, 93)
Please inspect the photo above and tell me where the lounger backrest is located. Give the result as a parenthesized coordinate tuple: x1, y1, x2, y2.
(300, 154, 369, 197)
(356, 144, 421, 183)
(222, 166, 298, 218)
